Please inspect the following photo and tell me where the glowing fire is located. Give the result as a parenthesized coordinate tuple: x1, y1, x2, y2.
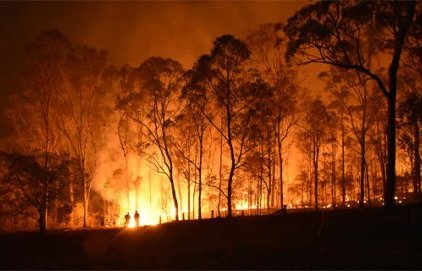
(128, 217, 136, 228)
(121, 209, 161, 228)
(235, 200, 258, 211)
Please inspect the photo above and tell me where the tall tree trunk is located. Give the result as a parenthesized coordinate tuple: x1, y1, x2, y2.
(192, 177, 197, 219)
(276, 122, 284, 209)
(413, 122, 421, 193)
(69, 179, 74, 227)
(187, 161, 191, 220)
(217, 124, 223, 217)
(259, 141, 264, 213)
(271, 144, 276, 208)
(198, 131, 203, 219)
(314, 144, 319, 211)
(43, 124, 49, 231)
(267, 135, 273, 209)
(376, 132, 387, 199)
(83, 174, 88, 228)
(359, 84, 367, 209)
(331, 142, 336, 208)
(169, 170, 179, 221)
(365, 159, 370, 205)
(341, 117, 346, 207)
(226, 102, 236, 217)
(385, 94, 396, 208)
(384, 2, 415, 207)
(176, 171, 183, 219)
(227, 160, 235, 217)
(359, 136, 366, 208)
(39, 208, 47, 235)
(43, 177, 49, 231)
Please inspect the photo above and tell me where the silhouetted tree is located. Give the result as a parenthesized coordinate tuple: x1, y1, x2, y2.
(190, 35, 253, 217)
(298, 99, 332, 210)
(284, 0, 417, 207)
(120, 57, 185, 221)
(182, 66, 211, 219)
(247, 23, 299, 210)
(325, 84, 349, 207)
(6, 30, 71, 228)
(397, 91, 422, 194)
(0, 152, 73, 234)
(59, 44, 108, 227)
(322, 68, 373, 207)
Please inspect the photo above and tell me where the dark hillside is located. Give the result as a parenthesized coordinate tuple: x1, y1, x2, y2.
(1, 205, 422, 269)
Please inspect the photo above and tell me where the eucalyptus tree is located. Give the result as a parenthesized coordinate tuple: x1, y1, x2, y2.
(188, 35, 255, 217)
(116, 64, 144, 210)
(59, 44, 108, 227)
(182, 66, 211, 219)
(397, 91, 422, 194)
(246, 23, 299, 209)
(244, 79, 275, 210)
(119, 57, 185, 221)
(297, 98, 332, 210)
(399, 14, 422, 196)
(367, 90, 388, 197)
(284, 0, 417, 207)
(5, 29, 71, 229)
(321, 68, 374, 207)
(173, 110, 197, 220)
(325, 85, 349, 206)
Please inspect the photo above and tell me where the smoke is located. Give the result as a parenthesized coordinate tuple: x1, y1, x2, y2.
(90, 113, 177, 225)
(1, 1, 310, 217)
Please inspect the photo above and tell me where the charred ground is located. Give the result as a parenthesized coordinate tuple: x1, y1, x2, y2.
(1, 205, 422, 269)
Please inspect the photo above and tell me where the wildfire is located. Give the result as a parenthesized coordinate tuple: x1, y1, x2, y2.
(128, 217, 136, 228)
(235, 201, 248, 210)
(235, 200, 257, 211)
(122, 209, 161, 228)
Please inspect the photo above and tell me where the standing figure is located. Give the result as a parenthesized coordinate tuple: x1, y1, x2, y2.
(134, 210, 140, 227)
(124, 212, 131, 228)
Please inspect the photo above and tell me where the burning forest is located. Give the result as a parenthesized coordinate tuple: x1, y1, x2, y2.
(0, 1, 421, 269)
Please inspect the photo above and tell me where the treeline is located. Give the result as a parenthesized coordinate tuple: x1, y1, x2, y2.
(0, 1, 421, 233)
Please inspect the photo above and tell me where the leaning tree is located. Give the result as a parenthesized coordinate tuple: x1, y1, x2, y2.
(284, 1, 417, 207)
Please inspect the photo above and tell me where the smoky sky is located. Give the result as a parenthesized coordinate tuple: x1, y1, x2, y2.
(0, 1, 307, 138)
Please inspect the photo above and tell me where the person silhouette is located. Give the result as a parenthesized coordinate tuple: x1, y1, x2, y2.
(124, 212, 131, 228)
(134, 210, 140, 227)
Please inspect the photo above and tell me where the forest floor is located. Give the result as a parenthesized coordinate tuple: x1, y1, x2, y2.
(1, 204, 422, 269)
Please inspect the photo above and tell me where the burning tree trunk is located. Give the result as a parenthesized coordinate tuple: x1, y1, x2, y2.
(414, 124, 421, 193)
(218, 123, 223, 217)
